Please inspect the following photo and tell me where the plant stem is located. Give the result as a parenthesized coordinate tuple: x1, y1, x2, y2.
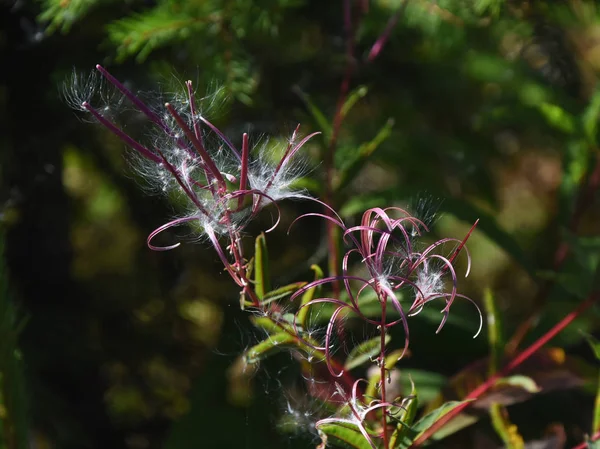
(411, 291, 599, 447)
(325, 0, 356, 297)
(380, 292, 390, 449)
(571, 430, 600, 449)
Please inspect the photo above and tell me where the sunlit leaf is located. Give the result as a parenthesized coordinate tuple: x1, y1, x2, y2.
(402, 400, 474, 447)
(345, 334, 391, 371)
(558, 139, 592, 225)
(294, 87, 332, 141)
(583, 333, 600, 361)
(297, 264, 324, 328)
(245, 332, 297, 365)
(483, 288, 504, 375)
(316, 421, 374, 449)
(389, 381, 419, 448)
(254, 233, 270, 300)
(341, 85, 369, 118)
(538, 102, 576, 134)
(582, 86, 600, 144)
(259, 282, 306, 306)
(495, 375, 540, 394)
(490, 403, 524, 449)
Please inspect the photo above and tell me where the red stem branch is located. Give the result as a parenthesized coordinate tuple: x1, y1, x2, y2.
(571, 430, 600, 449)
(411, 292, 599, 447)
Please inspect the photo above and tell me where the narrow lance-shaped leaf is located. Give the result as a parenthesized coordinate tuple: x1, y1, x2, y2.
(583, 333, 600, 434)
(397, 400, 475, 448)
(594, 371, 600, 435)
(490, 403, 524, 449)
(254, 233, 270, 300)
(316, 421, 375, 449)
(582, 86, 600, 145)
(296, 264, 324, 328)
(340, 85, 368, 118)
(537, 102, 576, 134)
(250, 314, 323, 352)
(335, 118, 395, 191)
(257, 282, 306, 307)
(484, 288, 504, 376)
(558, 139, 592, 225)
(389, 380, 419, 449)
(293, 86, 332, 142)
(245, 332, 297, 365)
(345, 334, 391, 371)
(495, 375, 540, 394)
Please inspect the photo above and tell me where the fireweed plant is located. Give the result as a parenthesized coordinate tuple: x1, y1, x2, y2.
(67, 65, 483, 449)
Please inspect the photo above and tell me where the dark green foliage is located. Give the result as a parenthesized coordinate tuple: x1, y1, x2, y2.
(0, 235, 29, 449)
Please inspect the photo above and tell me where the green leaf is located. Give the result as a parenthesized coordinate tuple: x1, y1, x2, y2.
(408, 400, 475, 445)
(538, 102, 576, 134)
(582, 86, 600, 144)
(490, 403, 524, 449)
(254, 233, 270, 300)
(244, 332, 297, 365)
(297, 265, 324, 328)
(390, 382, 419, 449)
(345, 334, 391, 371)
(336, 118, 395, 190)
(250, 316, 287, 335)
(495, 375, 540, 394)
(317, 421, 374, 449)
(397, 370, 447, 404)
(341, 85, 369, 118)
(474, 0, 503, 16)
(593, 371, 600, 435)
(259, 282, 306, 306)
(559, 139, 592, 225)
(483, 288, 504, 375)
(583, 333, 600, 361)
(293, 87, 332, 141)
(583, 333, 600, 434)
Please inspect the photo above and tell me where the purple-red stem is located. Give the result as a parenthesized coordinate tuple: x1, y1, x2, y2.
(238, 133, 249, 210)
(367, 8, 401, 62)
(380, 290, 390, 449)
(82, 102, 162, 163)
(411, 291, 599, 447)
(165, 103, 227, 192)
(325, 0, 357, 298)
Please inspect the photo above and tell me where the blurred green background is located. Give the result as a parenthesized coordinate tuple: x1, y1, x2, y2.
(1, 0, 600, 448)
